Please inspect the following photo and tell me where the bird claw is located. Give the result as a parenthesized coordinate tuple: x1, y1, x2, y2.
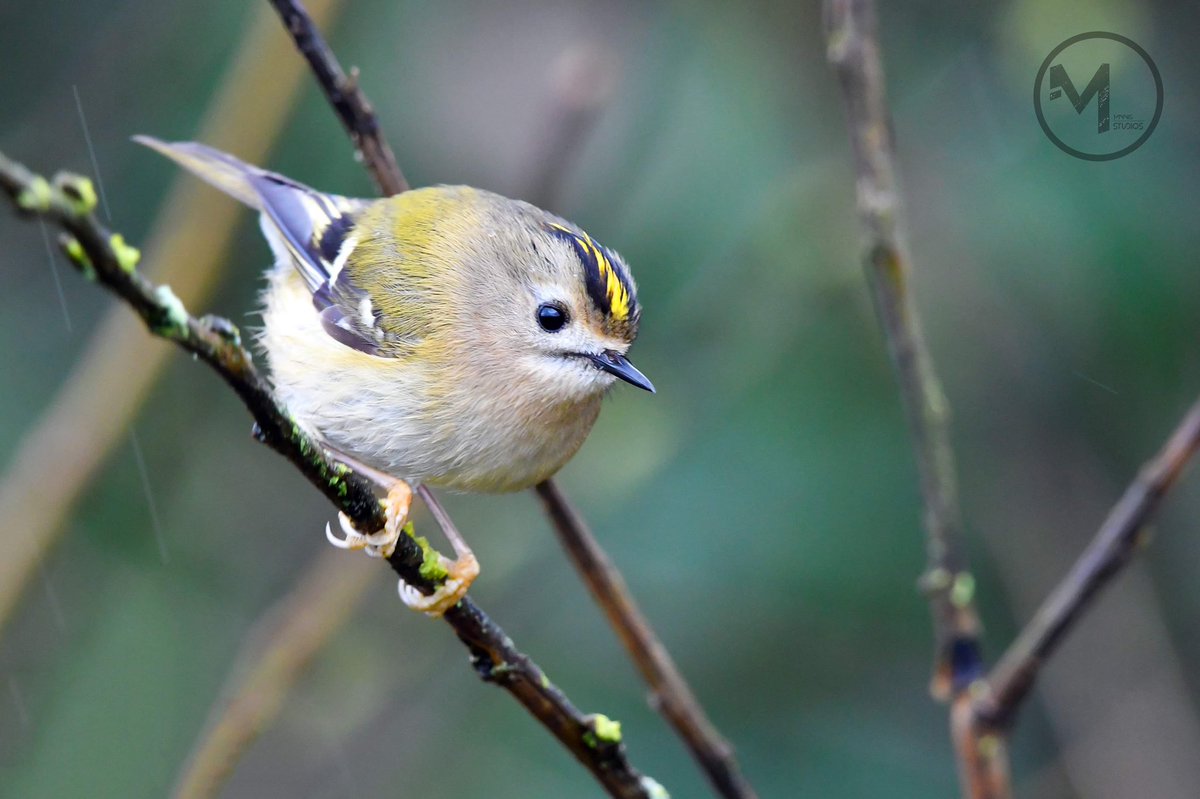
(324, 481, 412, 559)
(325, 513, 397, 558)
(398, 550, 480, 618)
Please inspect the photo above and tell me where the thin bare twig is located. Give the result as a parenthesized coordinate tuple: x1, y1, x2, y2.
(823, 0, 983, 702)
(979, 398, 1200, 729)
(0, 156, 656, 799)
(267, 0, 408, 195)
(823, 1, 1004, 796)
(537, 481, 757, 799)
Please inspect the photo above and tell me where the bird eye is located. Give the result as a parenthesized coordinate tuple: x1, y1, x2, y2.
(537, 302, 569, 332)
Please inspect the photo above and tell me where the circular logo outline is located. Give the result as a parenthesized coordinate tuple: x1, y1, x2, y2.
(1034, 31, 1163, 161)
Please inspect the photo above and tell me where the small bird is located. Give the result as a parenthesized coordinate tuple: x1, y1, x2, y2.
(136, 136, 652, 615)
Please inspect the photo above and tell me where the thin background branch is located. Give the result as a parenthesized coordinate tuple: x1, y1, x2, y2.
(824, 0, 983, 700)
(822, 1, 1005, 796)
(522, 43, 616, 212)
(979, 399, 1200, 729)
(172, 552, 376, 799)
(981, 434, 1200, 799)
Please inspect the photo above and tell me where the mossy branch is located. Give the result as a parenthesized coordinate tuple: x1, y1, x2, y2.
(0, 153, 657, 799)
(0, 156, 388, 535)
(0, 0, 344, 637)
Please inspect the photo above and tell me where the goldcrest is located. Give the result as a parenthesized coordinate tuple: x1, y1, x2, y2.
(136, 136, 651, 612)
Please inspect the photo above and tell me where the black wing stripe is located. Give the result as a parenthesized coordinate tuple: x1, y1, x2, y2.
(252, 175, 358, 292)
(319, 214, 355, 263)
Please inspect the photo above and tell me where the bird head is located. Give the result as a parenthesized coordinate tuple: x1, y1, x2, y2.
(487, 214, 653, 401)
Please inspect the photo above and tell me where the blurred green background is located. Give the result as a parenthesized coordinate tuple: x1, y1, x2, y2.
(3, 1, 1200, 797)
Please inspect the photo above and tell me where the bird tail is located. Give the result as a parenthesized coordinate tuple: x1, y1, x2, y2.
(132, 135, 276, 209)
(135, 135, 365, 295)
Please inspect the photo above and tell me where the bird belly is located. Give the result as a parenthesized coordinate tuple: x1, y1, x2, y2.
(418, 388, 603, 493)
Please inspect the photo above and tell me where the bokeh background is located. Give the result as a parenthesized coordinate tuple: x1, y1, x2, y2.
(3, 1, 1200, 797)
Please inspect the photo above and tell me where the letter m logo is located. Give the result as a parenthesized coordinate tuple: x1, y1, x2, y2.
(1048, 62, 1110, 133)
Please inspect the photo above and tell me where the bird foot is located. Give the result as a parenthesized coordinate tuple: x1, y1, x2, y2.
(325, 481, 413, 559)
(398, 549, 480, 617)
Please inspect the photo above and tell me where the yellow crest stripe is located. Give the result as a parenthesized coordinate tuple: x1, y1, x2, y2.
(581, 232, 630, 320)
(549, 223, 634, 322)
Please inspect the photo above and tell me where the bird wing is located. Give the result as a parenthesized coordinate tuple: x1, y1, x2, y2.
(135, 136, 390, 356)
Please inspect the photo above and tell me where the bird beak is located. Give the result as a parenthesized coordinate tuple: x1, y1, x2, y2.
(588, 350, 655, 393)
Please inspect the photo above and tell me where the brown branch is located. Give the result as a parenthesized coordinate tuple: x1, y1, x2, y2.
(823, 1, 1005, 797)
(978, 398, 1200, 730)
(0, 154, 656, 799)
(951, 695, 1011, 799)
(537, 481, 758, 799)
(267, 0, 408, 195)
